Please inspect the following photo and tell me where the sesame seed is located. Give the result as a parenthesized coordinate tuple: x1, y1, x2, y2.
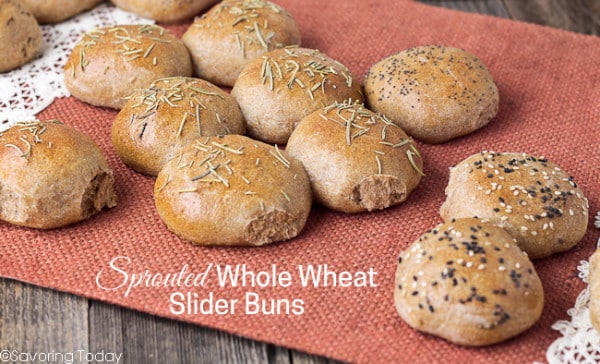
(478, 264, 486, 270)
(498, 266, 506, 271)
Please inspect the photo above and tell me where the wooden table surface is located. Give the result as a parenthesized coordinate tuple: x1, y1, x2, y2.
(1, 1, 598, 363)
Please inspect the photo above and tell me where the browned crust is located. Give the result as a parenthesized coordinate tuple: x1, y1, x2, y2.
(20, 0, 103, 24)
(0, 120, 117, 229)
(231, 47, 364, 144)
(154, 134, 312, 246)
(64, 24, 192, 109)
(182, 0, 301, 86)
(111, 77, 245, 176)
(111, 0, 219, 23)
(394, 218, 544, 346)
(364, 45, 499, 144)
(590, 249, 600, 332)
(0, 0, 42, 72)
(440, 151, 589, 259)
(286, 101, 423, 213)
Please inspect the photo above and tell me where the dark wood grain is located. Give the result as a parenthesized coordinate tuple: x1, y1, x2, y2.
(1, 1, 598, 364)
(504, 0, 600, 35)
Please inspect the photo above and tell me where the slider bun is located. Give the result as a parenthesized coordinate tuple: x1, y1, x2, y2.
(287, 101, 424, 213)
(394, 218, 544, 346)
(182, 0, 301, 86)
(440, 151, 589, 259)
(64, 24, 192, 109)
(20, 0, 103, 24)
(589, 249, 600, 332)
(112, 77, 245, 176)
(0, 0, 42, 72)
(0, 120, 117, 229)
(110, 0, 219, 23)
(154, 134, 312, 246)
(364, 45, 499, 144)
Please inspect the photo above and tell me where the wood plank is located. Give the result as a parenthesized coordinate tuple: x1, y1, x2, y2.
(89, 299, 293, 363)
(417, 0, 510, 18)
(503, 0, 600, 35)
(0, 278, 88, 355)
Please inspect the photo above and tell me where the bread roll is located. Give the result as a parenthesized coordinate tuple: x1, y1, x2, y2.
(440, 151, 589, 259)
(64, 24, 192, 109)
(287, 101, 423, 213)
(0, 120, 117, 229)
(394, 218, 544, 346)
(590, 249, 600, 332)
(110, 0, 218, 23)
(231, 47, 364, 144)
(20, 0, 102, 24)
(0, 0, 42, 72)
(112, 76, 245, 176)
(182, 0, 301, 86)
(154, 134, 312, 246)
(364, 45, 499, 144)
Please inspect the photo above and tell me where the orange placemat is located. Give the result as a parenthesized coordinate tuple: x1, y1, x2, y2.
(2, 1, 600, 363)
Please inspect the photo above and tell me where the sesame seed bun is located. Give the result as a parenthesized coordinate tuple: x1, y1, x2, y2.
(111, 77, 245, 176)
(182, 0, 301, 86)
(286, 101, 423, 213)
(0, 120, 117, 229)
(154, 134, 312, 246)
(64, 24, 192, 109)
(231, 47, 364, 144)
(394, 218, 544, 346)
(364, 45, 499, 144)
(440, 152, 589, 259)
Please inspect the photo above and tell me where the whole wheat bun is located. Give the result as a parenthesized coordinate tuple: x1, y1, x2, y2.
(0, 120, 117, 229)
(0, 0, 42, 73)
(154, 134, 312, 246)
(20, 0, 102, 24)
(110, 0, 218, 23)
(64, 24, 192, 109)
(182, 0, 301, 86)
(231, 47, 364, 144)
(394, 218, 544, 346)
(590, 249, 600, 332)
(364, 45, 499, 144)
(440, 151, 589, 259)
(112, 77, 245, 176)
(286, 101, 424, 213)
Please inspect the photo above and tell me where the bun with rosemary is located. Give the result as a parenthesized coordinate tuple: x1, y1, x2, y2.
(0, 0, 42, 72)
(231, 47, 364, 144)
(440, 151, 589, 259)
(64, 24, 192, 109)
(182, 0, 301, 86)
(111, 77, 245, 176)
(394, 218, 544, 346)
(20, 0, 103, 24)
(154, 134, 311, 246)
(364, 45, 499, 144)
(110, 0, 218, 23)
(0, 120, 117, 229)
(286, 101, 424, 213)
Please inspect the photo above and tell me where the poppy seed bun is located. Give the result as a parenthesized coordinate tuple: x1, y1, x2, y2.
(64, 24, 192, 109)
(0, 0, 42, 72)
(154, 134, 312, 246)
(110, 0, 219, 23)
(286, 101, 424, 213)
(111, 77, 245, 176)
(364, 45, 499, 144)
(394, 218, 544, 346)
(182, 0, 301, 86)
(590, 249, 600, 332)
(231, 47, 364, 144)
(20, 0, 102, 24)
(0, 120, 117, 229)
(440, 151, 589, 259)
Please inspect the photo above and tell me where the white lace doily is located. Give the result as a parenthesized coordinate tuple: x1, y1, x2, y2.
(545, 212, 600, 364)
(0, 3, 154, 132)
